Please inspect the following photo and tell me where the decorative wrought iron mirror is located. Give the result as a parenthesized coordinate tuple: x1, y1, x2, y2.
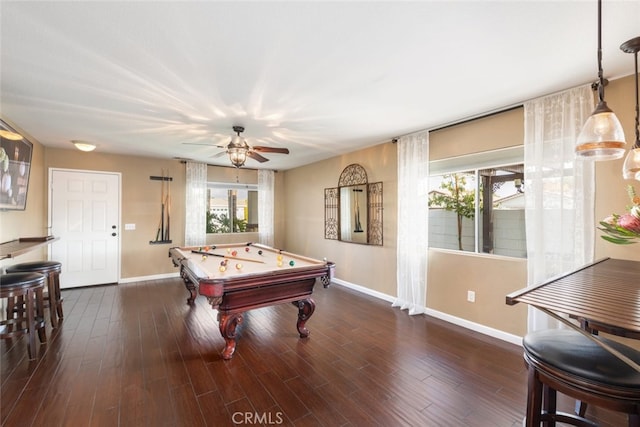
(325, 164, 383, 245)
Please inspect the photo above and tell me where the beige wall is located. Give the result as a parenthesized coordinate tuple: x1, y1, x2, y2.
(429, 106, 524, 160)
(1, 73, 637, 340)
(594, 75, 640, 262)
(0, 125, 48, 270)
(281, 74, 637, 339)
(43, 149, 186, 278)
(428, 107, 528, 336)
(282, 142, 398, 296)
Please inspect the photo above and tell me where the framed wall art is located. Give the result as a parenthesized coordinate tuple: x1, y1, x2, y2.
(0, 119, 33, 210)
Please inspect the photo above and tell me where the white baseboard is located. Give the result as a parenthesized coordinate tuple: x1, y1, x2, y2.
(330, 277, 523, 347)
(423, 308, 523, 346)
(119, 271, 180, 284)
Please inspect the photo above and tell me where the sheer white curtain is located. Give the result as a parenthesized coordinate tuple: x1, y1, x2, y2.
(393, 131, 429, 315)
(185, 161, 207, 246)
(524, 84, 595, 331)
(258, 169, 274, 247)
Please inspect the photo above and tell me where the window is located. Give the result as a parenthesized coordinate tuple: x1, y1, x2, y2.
(428, 147, 526, 258)
(206, 182, 259, 234)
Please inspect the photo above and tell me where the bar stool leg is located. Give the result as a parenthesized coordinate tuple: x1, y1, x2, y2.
(526, 366, 543, 427)
(25, 288, 36, 359)
(35, 285, 47, 344)
(45, 271, 59, 328)
(52, 270, 63, 321)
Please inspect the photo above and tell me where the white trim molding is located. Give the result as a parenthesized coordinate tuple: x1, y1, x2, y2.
(331, 277, 522, 347)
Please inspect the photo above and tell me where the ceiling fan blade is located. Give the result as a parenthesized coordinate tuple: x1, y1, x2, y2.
(252, 146, 289, 154)
(182, 142, 219, 147)
(247, 151, 269, 163)
(210, 151, 227, 159)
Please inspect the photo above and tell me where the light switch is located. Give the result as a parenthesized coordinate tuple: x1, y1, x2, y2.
(125, 223, 136, 230)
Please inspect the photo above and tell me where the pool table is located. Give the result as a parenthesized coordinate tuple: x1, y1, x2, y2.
(169, 242, 335, 360)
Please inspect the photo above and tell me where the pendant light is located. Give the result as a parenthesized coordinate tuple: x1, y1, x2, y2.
(575, 0, 626, 160)
(621, 37, 640, 180)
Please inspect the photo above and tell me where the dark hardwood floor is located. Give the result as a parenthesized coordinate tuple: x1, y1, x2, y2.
(1, 278, 626, 426)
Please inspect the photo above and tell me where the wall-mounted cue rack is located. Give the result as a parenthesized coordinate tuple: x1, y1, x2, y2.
(149, 172, 173, 244)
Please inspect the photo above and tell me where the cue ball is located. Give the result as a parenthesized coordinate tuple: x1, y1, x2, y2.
(236, 263, 242, 270)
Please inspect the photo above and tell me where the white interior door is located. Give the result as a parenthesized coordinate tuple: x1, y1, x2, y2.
(49, 169, 121, 288)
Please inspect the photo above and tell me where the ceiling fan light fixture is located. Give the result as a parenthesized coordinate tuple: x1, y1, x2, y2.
(575, 0, 626, 161)
(228, 125, 248, 167)
(71, 140, 97, 152)
(0, 129, 24, 141)
(621, 36, 640, 180)
(228, 147, 247, 168)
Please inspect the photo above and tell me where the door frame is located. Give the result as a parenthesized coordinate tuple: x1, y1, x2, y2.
(47, 167, 122, 285)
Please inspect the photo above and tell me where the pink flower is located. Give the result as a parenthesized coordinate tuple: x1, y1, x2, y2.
(618, 213, 640, 234)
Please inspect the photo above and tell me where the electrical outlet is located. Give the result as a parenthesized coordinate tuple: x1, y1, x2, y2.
(467, 290, 476, 303)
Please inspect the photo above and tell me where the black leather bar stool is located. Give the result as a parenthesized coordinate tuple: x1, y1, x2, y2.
(523, 329, 640, 427)
(1, 272, 47, 359)
(6, 261, 63, 328)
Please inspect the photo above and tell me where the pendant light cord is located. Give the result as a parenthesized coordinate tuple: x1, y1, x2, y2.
(634, 50, 639, 149)
(596, 0, 605, 103)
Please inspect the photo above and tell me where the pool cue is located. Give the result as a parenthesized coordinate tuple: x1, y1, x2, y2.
(165, 172, 171, 240)
(160, 169, 165, 241)
(191, 250, 266, 264)
(154, 170, 163, 241)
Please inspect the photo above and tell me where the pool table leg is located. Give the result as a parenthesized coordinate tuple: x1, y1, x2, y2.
(179, 270, 198, 305)
(293, 298, 315, 338)
(218, 312, 244, 360)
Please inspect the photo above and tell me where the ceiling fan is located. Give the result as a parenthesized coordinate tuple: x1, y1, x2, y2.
(187, 126, 290, 168)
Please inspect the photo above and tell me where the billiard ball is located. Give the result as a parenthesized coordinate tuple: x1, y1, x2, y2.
(219, 265, 226, 272)
(232, 250, 237, 256)
(289, 260, 295, 267)
(277, 254, 283, 261)
(245, 247, 250, 252)
(277, 261, 283, 267)
(236, 263, 243, 270)
(258, 250, 263, 255)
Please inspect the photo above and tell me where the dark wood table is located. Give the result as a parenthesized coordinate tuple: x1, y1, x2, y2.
(506, 257, 640, 372)
(169, 242, 335, 360)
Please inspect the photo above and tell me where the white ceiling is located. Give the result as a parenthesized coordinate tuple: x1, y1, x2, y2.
(1, 1, 639, 171)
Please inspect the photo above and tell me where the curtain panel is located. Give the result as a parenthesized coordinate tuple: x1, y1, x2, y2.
(258, 169, 275, 247)
(523, 84, 595, 331)
(185, 161, 207, 246)
(393, 131, 429, 315)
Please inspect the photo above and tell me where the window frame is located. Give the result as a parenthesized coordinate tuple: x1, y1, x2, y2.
(428, 146, 526, 258)
(206, 181, 259, 235)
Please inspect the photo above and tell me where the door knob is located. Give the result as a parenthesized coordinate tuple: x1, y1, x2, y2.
(111, 232, 117, 237)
